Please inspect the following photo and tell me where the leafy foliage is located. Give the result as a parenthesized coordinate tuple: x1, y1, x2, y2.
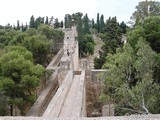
(131, 0, 160, 24)
(101, 39, 160, 115)
(0, 47, 45, 115)
(94, 17, 123, 69)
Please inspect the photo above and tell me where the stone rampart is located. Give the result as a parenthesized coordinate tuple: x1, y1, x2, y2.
(46, 48, 64, 70)
(26, 70, 59, 116)
(43, 70, 74, 117)
(91, 69, 108, 82)
(71, 70, 86, 117)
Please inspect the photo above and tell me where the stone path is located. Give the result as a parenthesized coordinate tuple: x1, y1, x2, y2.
(58, 75, 80, 117)
(87, 35, 103, 69)
(42, 26, 84, 117)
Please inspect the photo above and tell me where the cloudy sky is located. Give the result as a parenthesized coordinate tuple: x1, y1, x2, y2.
(0, 0, 159, 25)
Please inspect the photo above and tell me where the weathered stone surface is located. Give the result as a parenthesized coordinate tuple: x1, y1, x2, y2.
(26, 70, 59, 116)
(91, 69, 107, 82)
(102, 104, 115, 116)
(1, 115, 160, 120)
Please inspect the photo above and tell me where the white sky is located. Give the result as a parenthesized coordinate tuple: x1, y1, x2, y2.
(0, 0, 159, 25)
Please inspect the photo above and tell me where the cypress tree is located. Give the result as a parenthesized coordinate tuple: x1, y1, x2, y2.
(96, 13, 100, 32)
(29, 15, 35, 28)
(91, 18, 95, 29)
(83, 13, 90, 34)
(21, 23, 24, 32)
(54, 18, 60, 28)
(45, 16, 49, 24)
(100, 14, 105, 33)
(17, 20, 20, 30)
(60, 21, 63, 28)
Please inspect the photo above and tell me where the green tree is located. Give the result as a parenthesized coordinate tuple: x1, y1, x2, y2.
(17, 20, 20, 30)
(0, 92, 8, 116)
(100, 14, 105, 33)
(101, 39, 160, 115)
(64, 14, 72, 28)
(91, 18, 95, 29)
(120, 21, 127, 34)
(0, 47, 45, 115)
(54, 18, 60, 28)
(26, 28, 38, 36)
(94, 17, 122, 69)
(35, 17, 44, 29)
(22, 34, 49, 65)
(127, 16, 160, 83)
(79, 34, 95, 56)
(29, 15, 35, 28)
(45, 16, 49, 24)
(128, 16, 160, 53)
(131, 0, 160, 24)
(60, 21, 63, 28)
(96, 13, 100, 32)
(83, 13, 90, 34)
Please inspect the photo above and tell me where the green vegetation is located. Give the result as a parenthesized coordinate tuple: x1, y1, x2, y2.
(0, 18, 64, 115)
(0, 0, 160, 116)
(94, 17, 124, 69)
(0, 46, 45, 115)
(65, 12, 95, 57)
(98, 0, 160, 115)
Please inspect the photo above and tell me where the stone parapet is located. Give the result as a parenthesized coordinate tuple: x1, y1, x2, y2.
(46, 48, 64, 70)
(26, 70, 59, 116)
(43, 70, 74, 117)
(71, 70, 86, 117)
(1, 115, 160, 120)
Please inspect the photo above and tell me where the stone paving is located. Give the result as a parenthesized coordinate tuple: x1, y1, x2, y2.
(58, 75, 80, 117)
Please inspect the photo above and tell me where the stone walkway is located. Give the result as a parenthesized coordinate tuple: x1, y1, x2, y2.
(58, 75, 81, 117)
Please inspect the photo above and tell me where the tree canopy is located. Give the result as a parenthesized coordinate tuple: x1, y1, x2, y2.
(131, 0, 160, 24)
(0, 46, 45, 115)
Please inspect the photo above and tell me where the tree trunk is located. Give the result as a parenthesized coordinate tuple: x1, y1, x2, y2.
(10, 105, 13, 116)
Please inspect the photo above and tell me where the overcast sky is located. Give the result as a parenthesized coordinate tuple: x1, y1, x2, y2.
(0, 0, 159, 25)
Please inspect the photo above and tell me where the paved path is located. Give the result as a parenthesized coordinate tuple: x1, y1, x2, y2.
(58, 75, 80, 117)
(87, 35, 103, 69)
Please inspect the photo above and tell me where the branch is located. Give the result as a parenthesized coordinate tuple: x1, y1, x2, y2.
(141, 92, 150, 114)
(119, 107, 144, 114)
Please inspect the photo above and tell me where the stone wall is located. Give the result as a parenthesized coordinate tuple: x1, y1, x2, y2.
(72, 41, 79, 71)
(1, 115, 160, 120)
(46, 48, 64, 70)
(91, 69, 107, 82)
(26, 48, 64, 116)
(26, 70, 59, 116)
(43, 70, 74, 117)
(85, 69, 108, 117)
(71, 70, 86, 117)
